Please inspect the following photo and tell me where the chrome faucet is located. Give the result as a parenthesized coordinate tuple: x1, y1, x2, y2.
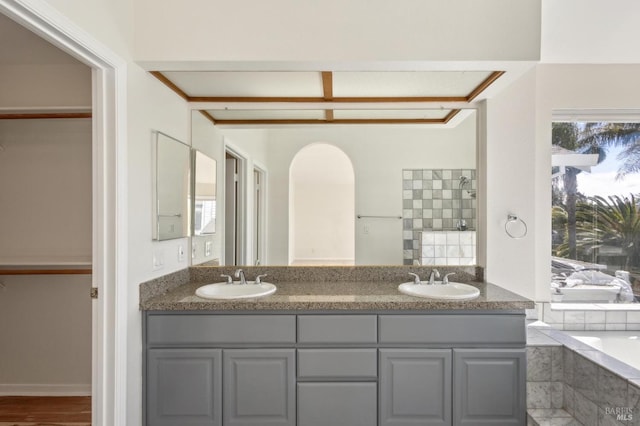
(408, 272, 421, 284)
(234, 269, 247, 285)
(428, 269, 440, 285)
(442, 272, 456, 284)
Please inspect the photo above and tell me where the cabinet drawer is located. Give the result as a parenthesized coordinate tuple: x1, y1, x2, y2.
(298, 382, 377, 426)
(146, 314, 296, 346)
(298, 349, 377, 380)
(298, 315, 377, 344)
(378, 314, 526, 346)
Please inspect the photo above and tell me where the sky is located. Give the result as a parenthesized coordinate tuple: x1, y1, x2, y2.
(576, 145, 640, 198)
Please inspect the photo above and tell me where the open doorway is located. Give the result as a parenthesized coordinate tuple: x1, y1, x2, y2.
(0, 3, 125, 425)
(289, 143, 355, 265)
(224, 149, 247, 265)
(0, 12, 92, 424)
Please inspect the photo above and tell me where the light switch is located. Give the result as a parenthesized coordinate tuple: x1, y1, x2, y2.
(205, 241, 212, 257)
(178, 245, 185, 262)
(152, 249, 164, 271)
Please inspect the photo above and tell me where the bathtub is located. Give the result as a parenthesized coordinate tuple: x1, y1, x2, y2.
(566, 330, 640, 371)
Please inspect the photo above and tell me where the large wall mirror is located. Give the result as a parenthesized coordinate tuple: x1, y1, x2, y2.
(152, 131, 191, 241)
(190, 110, 478, 266)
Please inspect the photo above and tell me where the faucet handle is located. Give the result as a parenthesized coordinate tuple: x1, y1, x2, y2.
(221, 274, 233, 284)
(442, 272, 456, 285)
(255, 274, 268, 284)
(408, 272, 421, 284)
(234, 268, 243, 277)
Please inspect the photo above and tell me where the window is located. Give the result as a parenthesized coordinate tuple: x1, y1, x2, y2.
(551, 122, 640, 301)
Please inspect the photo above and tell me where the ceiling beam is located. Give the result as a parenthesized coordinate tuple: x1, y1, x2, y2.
(466, 71, 505, 101)
(150, 71, 190, 101)
(211, 117, 454, 125)
(321, 71, 333, 100)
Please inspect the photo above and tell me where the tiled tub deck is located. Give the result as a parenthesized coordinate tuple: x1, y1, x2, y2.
(527, 324, 640, 426)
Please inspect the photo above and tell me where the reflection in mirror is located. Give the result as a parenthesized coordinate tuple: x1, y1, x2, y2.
(192, 150, 217, 235)
(152, 131, 191, 240)
(194, 110, 478, 266)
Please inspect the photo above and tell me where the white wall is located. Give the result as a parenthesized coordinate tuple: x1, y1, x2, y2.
(483, 69, 538, 299)
(223, 114, 476, 265)
(134, 0, 540, 64)
(541, 0, 640, 63)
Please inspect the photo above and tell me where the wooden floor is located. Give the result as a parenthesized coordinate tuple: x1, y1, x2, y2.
(0, 396, 91, 426)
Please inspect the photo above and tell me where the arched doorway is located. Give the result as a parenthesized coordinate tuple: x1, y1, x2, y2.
(289, 143, 355, 265)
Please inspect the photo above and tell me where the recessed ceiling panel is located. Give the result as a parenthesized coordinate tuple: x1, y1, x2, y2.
(333, 71, 493, 97)
(164, 71, 324, 98)
(206, 109, 326, 121)
(333, 109, 451, 120)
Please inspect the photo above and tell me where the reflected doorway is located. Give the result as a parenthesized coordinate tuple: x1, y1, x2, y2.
(289, 144, 355, 265)
(224, 149, 246, 265)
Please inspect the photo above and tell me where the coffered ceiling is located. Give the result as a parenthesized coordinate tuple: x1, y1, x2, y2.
(151, 70, 504, 126)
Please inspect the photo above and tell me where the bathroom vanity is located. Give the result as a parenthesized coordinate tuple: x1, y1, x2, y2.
(141, 267, 533, 426)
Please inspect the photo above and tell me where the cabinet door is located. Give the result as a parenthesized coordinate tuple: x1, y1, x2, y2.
(147, 349, 221, 426)
(223, 349, 295, 426)
(379, 349, 452, 426)
(453, 349, 526, 426)
(298, 382, 377, 426)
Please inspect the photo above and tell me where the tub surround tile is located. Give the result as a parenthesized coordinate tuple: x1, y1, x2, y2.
(552, 347, 564, 381)
(527, 408, 581, 426)
(564, 323, 586, 331)
(574, 390, 598, 426)
(564, 384, 576, 416)
(606, 324, 627, 331)
(628, 381, 640, 426)
(574, 353, 599, 402)
(598, 407, 627, 426)
(528, 346, 553, 381)
(627, 312, 640, 323)
(576, 350, 640, 381)
(529, 382, 553, 409)
(598, 367, 630, 411)
(551, 382, 564, 409)
(564, 348, 575, 387)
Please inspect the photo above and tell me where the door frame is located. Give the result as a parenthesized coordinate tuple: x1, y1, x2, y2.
(0, 1, 127, 425)
(224, 144, 248, 266)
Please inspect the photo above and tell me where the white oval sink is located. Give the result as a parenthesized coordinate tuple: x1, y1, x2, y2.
(398, 282, 480, 300)
(195, 282, 277, 300)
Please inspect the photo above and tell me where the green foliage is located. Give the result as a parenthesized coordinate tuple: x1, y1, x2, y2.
(553, 195, 640, 270)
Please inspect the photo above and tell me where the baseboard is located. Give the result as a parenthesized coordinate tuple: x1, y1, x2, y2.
(0, 384, 91, 396)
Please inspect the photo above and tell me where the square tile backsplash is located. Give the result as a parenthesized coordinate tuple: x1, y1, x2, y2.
(402, 168, 476, 265)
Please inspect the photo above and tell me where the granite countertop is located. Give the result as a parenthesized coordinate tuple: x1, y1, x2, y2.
(141, 279, 534, 311)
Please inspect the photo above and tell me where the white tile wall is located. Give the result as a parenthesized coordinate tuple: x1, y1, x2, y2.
(420, 230, 476, 266)
(538, 302, 640, 330)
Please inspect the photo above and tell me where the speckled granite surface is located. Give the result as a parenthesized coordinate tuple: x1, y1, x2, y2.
(140, 266, 533, 311)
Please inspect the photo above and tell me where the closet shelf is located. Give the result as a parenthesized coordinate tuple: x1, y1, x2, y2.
(0, 257, 92, 275)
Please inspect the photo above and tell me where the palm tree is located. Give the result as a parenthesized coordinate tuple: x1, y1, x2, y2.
(573, 195, 640, 270)
(552, 122, 640, 259)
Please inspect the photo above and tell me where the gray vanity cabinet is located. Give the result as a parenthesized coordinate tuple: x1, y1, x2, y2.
(453, 349, 526, 426)
(144, 312, 527, 426)
(379, 349, 452, 426)
(223, 349, 296, 426)
(147, 349, 222, 426)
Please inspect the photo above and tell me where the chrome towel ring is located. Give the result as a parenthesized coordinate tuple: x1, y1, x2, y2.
(505, 214, 528, 239)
